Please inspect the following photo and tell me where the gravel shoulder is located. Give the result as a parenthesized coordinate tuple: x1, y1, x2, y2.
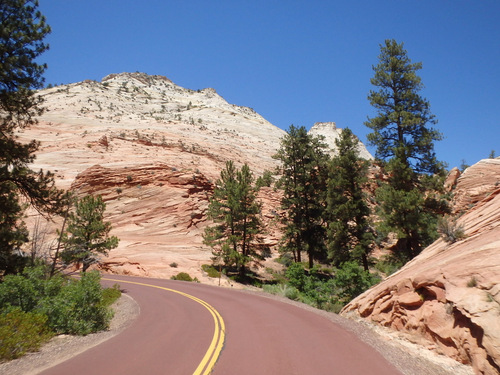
(1, 287, 473, 375)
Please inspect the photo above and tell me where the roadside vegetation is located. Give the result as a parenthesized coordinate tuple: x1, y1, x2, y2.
(0, 1, 122, 362)
(170, 272, 200, 282)
(263, 261, 378, 313)
(0, 265, 121, 361)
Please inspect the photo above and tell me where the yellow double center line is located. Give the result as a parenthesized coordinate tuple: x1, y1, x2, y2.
(103, 278, 225, 375)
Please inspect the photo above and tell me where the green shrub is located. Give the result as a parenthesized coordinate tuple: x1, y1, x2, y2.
(486, 293, 494, 303)
(201, 264, 220, 278)
(438, 216, 465, 244)
(0, 308, 53, 361)
(262, 284, 278, 294)
(0, 267, 114, 336)
(467, 276, 478, 288)
(0, 267, 114, 335)
(280, 263, 341, 310)
(285, 263, 307, 291)
(298, 293, 319, 308)
(0, 273, 40, 312)
(301, 277, 338, 309)
(323, 300, 345, 314)
(334, 261, 377, 302)
(263, 283, 300, 301)
(169, 262, 178, 268)
(0, 266, 59, 312)
(101, 284, 121, 307)
(280, 284, 300, 300)
(39, 271, 113, 335)
(170, 272, 199, 282)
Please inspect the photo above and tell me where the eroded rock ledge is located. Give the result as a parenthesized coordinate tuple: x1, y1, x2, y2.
(342, 159, 500, 375)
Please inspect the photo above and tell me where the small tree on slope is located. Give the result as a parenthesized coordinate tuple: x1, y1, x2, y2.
(61, 195, 119, 272)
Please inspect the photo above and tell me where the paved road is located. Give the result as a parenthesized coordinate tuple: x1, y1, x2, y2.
(41, 275, 401, 375)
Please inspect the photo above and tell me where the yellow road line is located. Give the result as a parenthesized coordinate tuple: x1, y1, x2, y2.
(102, 278, 225, 375)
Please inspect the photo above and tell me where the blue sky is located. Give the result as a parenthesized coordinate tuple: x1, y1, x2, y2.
(38, 0, 499, 169)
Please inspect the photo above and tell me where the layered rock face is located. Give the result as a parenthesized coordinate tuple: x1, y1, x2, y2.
(342, 158, 500, 375)
(33, 72, 285, 185)
(21, 72, 286, 281)
(22, 72, 362, 282)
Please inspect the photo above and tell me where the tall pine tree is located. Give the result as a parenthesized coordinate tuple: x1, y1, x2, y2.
(326, 128, 373, 270)
(274, 125, 329, 268)
(0, 0, 65, 274)
(365, 40, 448, 260)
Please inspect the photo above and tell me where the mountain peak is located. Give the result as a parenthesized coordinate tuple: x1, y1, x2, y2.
(102, 72, 173, 86)
(308, 122, 373, 160)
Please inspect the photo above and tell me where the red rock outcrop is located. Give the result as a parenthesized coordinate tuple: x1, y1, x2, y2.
(444, 167, 461, 192)
(451, 158, 500, 214)
(342, 158, 500, 375)
(20, 73, 296, 282)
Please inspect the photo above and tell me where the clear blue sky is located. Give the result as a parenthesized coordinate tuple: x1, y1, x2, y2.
(38, 0, 499, 169)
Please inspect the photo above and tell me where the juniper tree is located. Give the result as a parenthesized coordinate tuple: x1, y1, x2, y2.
(365, 40, 448, 260)
(203, 161, 264, 276)
(274, 125, 329, 268)
(0, 0, 65, 274)
(326, 128, 373, 270)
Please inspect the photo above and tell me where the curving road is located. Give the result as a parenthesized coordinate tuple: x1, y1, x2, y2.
(40, 275, 401, 375)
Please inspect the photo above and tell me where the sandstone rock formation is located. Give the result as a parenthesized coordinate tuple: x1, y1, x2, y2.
(21, 72, 366, 282)
(308, 122, 373, 160)
(342, 158, 500, 375)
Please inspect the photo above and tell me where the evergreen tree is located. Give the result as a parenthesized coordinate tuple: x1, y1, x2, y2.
(235, 164, 263, 272)
(274, 125, 329, 268)
(0, 0, 65, 274)
(0, 183, 29, 273)
(326, 128, 373, 270)
(203, 161, 264, 276)
(61, 195, 119, 272)
(365, 40, 448, 260)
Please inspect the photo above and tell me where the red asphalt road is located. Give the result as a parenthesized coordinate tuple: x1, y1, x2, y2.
(40, 275, 402, 375)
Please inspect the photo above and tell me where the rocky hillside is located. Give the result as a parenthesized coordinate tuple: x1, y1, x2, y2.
(342, 158, 500, 375)
(21, 72, 367, 282)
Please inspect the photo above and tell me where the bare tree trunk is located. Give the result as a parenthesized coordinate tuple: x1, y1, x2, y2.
(50, 206, 69, 277)
(361, 253, 369, 271)
(29, 215, 49, 266)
